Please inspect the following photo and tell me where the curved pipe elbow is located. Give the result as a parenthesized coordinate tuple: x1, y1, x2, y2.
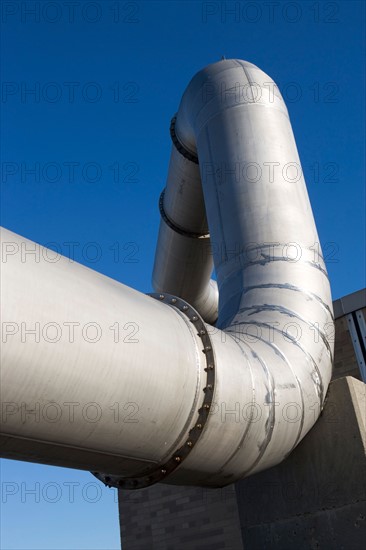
(151, 58, 334, 485)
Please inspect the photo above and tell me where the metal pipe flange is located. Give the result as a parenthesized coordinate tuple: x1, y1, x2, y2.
(170, 115, 199, 164)
(93, 293, 216, 490)
(159, 189, 209, 239)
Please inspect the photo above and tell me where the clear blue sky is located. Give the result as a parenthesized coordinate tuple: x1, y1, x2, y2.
(1, 1, 365, 548)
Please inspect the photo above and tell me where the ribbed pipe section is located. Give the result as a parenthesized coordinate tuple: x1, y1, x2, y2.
(152, 126, 219, 324)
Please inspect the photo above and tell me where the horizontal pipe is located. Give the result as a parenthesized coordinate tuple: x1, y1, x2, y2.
(0, 228, 207, 477)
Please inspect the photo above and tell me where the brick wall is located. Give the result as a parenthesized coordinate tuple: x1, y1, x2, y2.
(119, 483, 243, 550)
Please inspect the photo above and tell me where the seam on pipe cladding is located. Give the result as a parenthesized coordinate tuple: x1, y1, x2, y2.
(235, 304, 333, 361)
(226, 321, 324, 405)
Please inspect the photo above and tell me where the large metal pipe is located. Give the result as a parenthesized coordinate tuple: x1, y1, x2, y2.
(0, 228, 210, 479)
(150, 59, 334, 486)
(0, 59, 334, 489)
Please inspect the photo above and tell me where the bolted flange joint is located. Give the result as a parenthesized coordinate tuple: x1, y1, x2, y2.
(93, 292, 216, 490)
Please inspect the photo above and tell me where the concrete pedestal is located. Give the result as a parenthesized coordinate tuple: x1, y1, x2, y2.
(236, 376, 366, 549)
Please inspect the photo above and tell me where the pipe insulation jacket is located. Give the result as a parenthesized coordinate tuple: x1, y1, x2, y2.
(0, 59, 333, 488)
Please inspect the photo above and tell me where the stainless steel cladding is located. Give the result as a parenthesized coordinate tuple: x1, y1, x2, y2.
(0, 60, 334, 488)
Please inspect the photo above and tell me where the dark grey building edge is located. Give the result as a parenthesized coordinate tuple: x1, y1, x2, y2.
(119, 290, 366, 549)
(333, 288, 366, 319)
(333, 289, 366, 382)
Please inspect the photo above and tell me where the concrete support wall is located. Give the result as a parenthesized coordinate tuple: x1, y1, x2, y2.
(235, 376, 366, 549)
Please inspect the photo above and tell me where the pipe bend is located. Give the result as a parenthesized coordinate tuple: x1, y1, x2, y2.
(175, 59, 288, 157)
(156, 59, 334, 485)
